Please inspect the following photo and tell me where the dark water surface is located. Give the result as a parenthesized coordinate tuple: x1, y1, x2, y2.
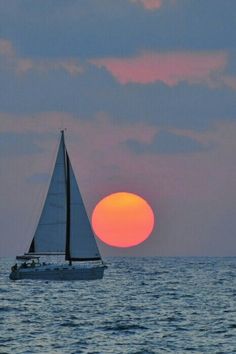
(0, 257, 235, 353)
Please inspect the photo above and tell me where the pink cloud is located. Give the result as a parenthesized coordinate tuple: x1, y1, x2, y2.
(130, 0, 176, 10)
(131, 0, 163, 10)
(91, 51, 228, 87)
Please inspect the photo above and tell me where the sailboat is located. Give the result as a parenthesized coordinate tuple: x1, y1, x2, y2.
(10, 131, 107, 280)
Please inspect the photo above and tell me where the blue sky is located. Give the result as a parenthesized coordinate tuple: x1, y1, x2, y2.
(0, 0, 236, 256)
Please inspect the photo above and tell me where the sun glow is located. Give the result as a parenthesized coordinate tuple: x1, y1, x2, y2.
(92, 192, 155, 248)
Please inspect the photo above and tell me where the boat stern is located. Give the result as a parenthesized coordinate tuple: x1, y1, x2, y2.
(9, 270, 20, 280)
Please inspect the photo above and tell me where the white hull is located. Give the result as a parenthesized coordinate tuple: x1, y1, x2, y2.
(10, 264, 106, 281)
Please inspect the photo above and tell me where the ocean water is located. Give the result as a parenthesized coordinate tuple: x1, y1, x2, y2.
(0, 257, 235, 354)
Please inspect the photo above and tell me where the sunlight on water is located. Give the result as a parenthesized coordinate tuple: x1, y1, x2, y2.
(0, 257, 236, 353)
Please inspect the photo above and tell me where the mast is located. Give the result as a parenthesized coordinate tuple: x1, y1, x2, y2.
(61, 130, 72, 264)
(66, 155, 72, 265)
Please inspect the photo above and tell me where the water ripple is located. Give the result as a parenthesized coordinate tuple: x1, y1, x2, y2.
(0, 257, 236, 353)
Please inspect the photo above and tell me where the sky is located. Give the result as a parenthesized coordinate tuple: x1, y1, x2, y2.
(0, 0, 236, 257)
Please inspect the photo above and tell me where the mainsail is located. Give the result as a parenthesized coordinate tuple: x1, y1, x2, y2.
(28, 131, 101, 262)
(29, 133, 67, 254)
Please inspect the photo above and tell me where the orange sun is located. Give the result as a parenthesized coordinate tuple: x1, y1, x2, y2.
(92, 192, 155, 248)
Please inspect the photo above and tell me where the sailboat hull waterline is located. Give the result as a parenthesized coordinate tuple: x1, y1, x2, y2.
(10, 131, 107, 281)
(10, 264, 106, 281)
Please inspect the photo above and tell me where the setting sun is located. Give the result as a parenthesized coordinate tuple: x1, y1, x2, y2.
(92, 192, 155, 248)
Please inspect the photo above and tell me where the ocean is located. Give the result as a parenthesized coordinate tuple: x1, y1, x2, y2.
(0, 257, 235, 354)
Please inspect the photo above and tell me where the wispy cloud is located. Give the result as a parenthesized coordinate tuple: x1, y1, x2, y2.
(0, 132, 43, 156)
(125, 130, 211, 155)
(0, 38, 84, 76)
(0, 111, 156, 144)
(222, 75, 236, 90)
(91, 51, 231, 88)
(0, 38, 15, 57)
(15, 58, 84, 75)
